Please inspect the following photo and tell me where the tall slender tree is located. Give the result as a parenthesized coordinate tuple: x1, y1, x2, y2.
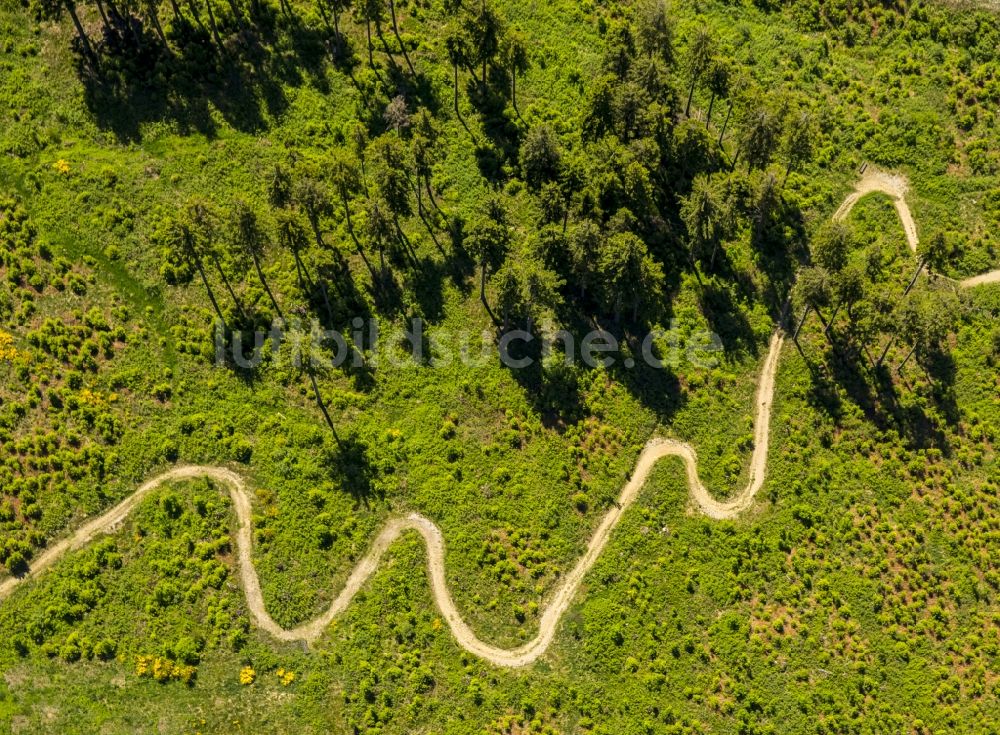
(387, 0, 416, 75)
(231, 200, 284, 320)
(188, 198, 248, 323)
(465, 199, 512, 325)
(62, 0, 98, 67)
(330, 150, 377, 279)
(636, 0, 674, 66)
(503, 30, 530, 121)
(684, 26, 714, 117)
(783, 111, 815, 182)
(164, 216, 227, 330)
(705, 57, 731, 127)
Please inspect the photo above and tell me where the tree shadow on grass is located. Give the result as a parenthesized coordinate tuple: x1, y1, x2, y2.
(501, 309, 688, 431)
(697, 277, 759, 359)
(328, 433, 379, 509)
(77, 14, 339, 143)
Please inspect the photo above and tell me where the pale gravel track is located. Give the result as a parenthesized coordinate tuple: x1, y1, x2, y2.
(834, 166, 1000, 289)
(1, 170, 997, 668)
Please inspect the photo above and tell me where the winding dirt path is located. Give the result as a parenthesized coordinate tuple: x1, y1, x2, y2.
(0, 340, 786, 668)
(1, 170, 997, 668)
(835, 166, 1000, 289)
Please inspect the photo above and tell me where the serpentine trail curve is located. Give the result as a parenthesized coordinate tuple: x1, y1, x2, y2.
(0, 170, 997, 667)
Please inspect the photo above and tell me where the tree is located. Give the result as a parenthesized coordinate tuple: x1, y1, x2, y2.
(519, 125, 563, 190)
(684, 26, 714, 117)
(601, 20, 636, 79)
(387, 0, 416, 75)
(317, 0, 349, 57)
(330, 149, 376, 278)
(681, 174, 725, 274)
(363, 195, 397, 270)
(384, 95, 411, 134)
(738, 107, 781, 171)
(813, 221, 852, 275)
(370, 135, 415, 261)
(294, 175, 332, 251)
(568, 220, 601, 299)
(163, 216, 227, 330)
(275, 209, 312, 291)
(705, 57, 731, 127)
(492, 253, 562, 331)
(410, 109, 447, 233)
(492, 261, 522, 331)
(503, 30, 530, 120)
(635, 0, 674, 67)
(231, 200, 283, 319)
(445, 28, 472, 116)
(583, 75, 616, 141)
(465, 199, 512, 325)
(907, 231, 949, 296)
(468, 0, 504, 86)
(597, 230, 662, 322)
(833, 262, 866, 325)
(267, 164, 294, 210)
(792, 266, 833, 349)
(783, 111, 815, 182)
(354, 0, 381, 70)
(62, 0, 98, 67)
(896, 290, 952, 375)
(187, 198, 248, 324)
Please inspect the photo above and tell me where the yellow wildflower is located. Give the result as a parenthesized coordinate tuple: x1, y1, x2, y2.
(0, 332, 18, 362)
(239, 666, 256, 685)
(135, 655, 153, 677)
(53, 159, 70, 175)
(152, 657, 173, 681)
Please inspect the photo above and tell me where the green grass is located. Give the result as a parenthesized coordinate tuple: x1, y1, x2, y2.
(1, 0, 1000, 732)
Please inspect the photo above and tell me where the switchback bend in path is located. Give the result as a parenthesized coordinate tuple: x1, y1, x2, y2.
(0, 170, 997, 668)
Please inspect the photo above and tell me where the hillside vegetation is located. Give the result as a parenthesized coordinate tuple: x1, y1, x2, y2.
(1, 0, 1000, 732)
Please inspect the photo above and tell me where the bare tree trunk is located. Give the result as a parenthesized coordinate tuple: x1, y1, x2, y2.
(876, 335, 895, 368)
(896, 344, 917, 374)
(903, 260, 924, 297)
(191, 255, 228, 331)
(309, 372, 342, 447)
(365, 18, 376, 70)
(685, 77, 697, 117)
(480, 266, 499, 325)
(388, 0, 416, 75)
(792, 304, 811, 341)
(251, 253, 284, 319)
(65, 0, 98, 65)
(211, 254, 248, 323)
(416, 184, 446, 255)
(719, 103, 733, 145)
(342, 192, 377, 279)
(203, 0, 224, 49)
